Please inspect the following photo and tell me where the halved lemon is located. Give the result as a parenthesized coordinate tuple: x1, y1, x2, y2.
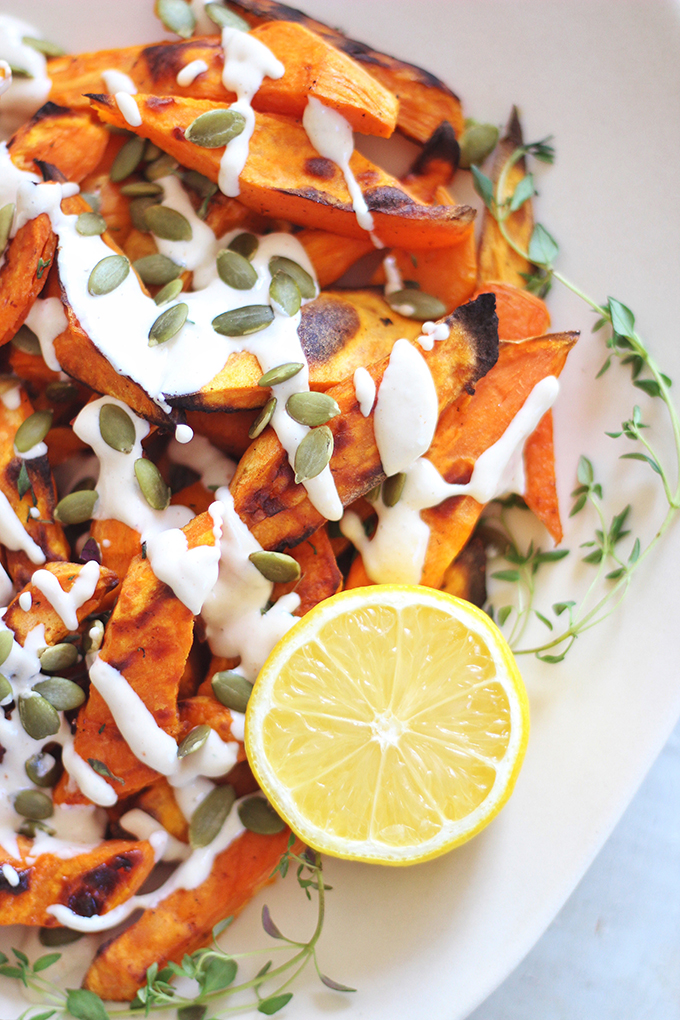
(245, 586, 529, 865)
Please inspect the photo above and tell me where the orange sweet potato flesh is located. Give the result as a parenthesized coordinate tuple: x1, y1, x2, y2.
(7, 102, 109, 182)
(185, 409, 256, 460)
(50, 22, 397, 137)
(373, 225, 478, 316)
(472, 281, 551, 341)
(0, 837, 156, 927)
(271, 525, 342, 614)
(89, 94, 475, 249)
(133, 780, 189, 843)
(296, 229, 374, 288)
(90, 518, 141, 582)
(178, 694, 246, 757)
(0, 216, 56, 349)
(225, 0, 465, 143)
(4, 562, 118, 646)
(230, 295, 499, 551)
(524, 408, 562, 541)
(84, 827, 297, 1001)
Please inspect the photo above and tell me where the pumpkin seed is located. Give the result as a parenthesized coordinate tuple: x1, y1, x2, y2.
(83, 618, 105, 655)
(134, 458, 170, 510)
(71, 476, 96, 492)
(0, 203, 15, 254)
(22, 36, 66, 57)
(155, 0, 196, 38)
(238, 796, 285, 835)
(182, 169, 217, 200)
(145, 153, 177, 181)
(268, 256, 316, 299)
(38, 642, 78, 673)
(45, 380, 79, 403)
(99, 403, 136, 454)
(8, 64, 32, 79)
(382, 472, 407, 507)
(25, 750, 62, 788)
(365, 483, 381, 504)
(0, 630, 13, 666)
(0, 675, 12, 704)
(294, 426, 333, 484)
(14, 410, 53, 453)
(33, 677, 85, 712)
(54, 489, 98, 525)
(18, 819, 55, 837)
(130, 194, 162, 232)
(144, 204, 193, 242)
(177, 724, 211, 758)
(185, 108, 246, 148)
(18, 693, 60, 740)
(14, 788, 54, 820)
(39, 927, 83, 947)
(119, 181, 164, 197)
(154, 278, 184, 306)
(205, 3, 250, 31)
(228, 232, 258, 260)
(286, 391, 340, 427)
(248, 550, 301, 584)
(133, 253, 182, 286)
(144, 140, 162, 163)
(248, 397, 276, 439)
(80, 191, 101, 213)
(211, 670, 253, 714)
(385, 288, 447, 321)
(11, 324, 41, 355)
(257, 362, 303, 388)
(25, 751, 62, 788)
(216, 248, 258, 290)
(269, 271, 301, 316)
(458, 121, 499, 169)
(75, 211, 107, 236)
(88, 254, 130, 296)
(148, 302, 189, 346)
(110, 134, 146, 183)
(189, 784, 236, 848)
(212, 305, 274, 337)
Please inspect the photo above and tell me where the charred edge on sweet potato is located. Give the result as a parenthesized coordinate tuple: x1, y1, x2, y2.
(298, 297, 361, 364)
(142, 38, 221, 81)
(65, 852, 141, 918)
(406, 120, 459, 180)
(447, 294, 499, 395)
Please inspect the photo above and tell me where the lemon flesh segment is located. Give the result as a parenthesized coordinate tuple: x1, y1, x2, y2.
(245, 586, 529, 865)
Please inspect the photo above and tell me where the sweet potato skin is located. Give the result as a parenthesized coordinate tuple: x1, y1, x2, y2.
(0, 216, 56, 350)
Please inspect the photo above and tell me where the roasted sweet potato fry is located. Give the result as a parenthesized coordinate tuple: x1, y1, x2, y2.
(439, 535, 487, 606)
(472, 281, 551, 340)
(7, 102, 109, 182)
(271, 525, 342, 613)
(296, 229, 374, 288)
(90, 518, 141, 581)
(133, 780, 189, 842)
(0, 216, 56, 349)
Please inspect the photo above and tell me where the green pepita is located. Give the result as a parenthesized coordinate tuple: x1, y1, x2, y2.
(189, 784, 236, 848)
(18, 693, 60, 740)
(14, 788, 54, 821)
(269, 271, 301, 316)
(182, 169, 217, 199)
(458, 121, 499, 169)
(0, 203, 15, 254)
(177, 724, 211, 759)
(382, 472, 407, 507)
(248, 397, 276, 439)
(144, 153, 177, 181)
(75, 211, 107, 236)
(14, 410, 53, 453)
(185, 108, 246, 148)
(25, 751, 62, 788)
(18, 819, 55, 838)
(11, 324, 41, 355)
(211, 670, 253, 714)
(228, 232, 258, 260)
(144, 204, 193, 242)
(99, 403, 136, 454)
(237, 796, 285, 835)
(54, 489, 98, 525)
(248, 550, 301, 584)
(0, 630, 13, 666)
(216, 248, 258, 290)
(33, 677, 85, 712)
(119, 181, 164, 197)
(130, 195, 162, 231)
(88, 254, 130, 296)
(71, 476, 97, 493)
(257, 362, 304, 388)
(8, 64, 32, 79)
(364, 483, 381, 504)
(0, 674, 12, 704)
(268, 256, 316, 299)
(294, 426, 334, 484)
(148, 302, 189, 346)
(204, 3, 250, 31)
(45, 380, 79, 403)
(134, 458, 170, 510)
(133, 253, 182, 286)
(144, 140, 162, 163)
(212, 305, 274, 337)
(38, 642, 78, 673)
(385, 288, 447, 321)
(80, 191, 101, 214)
(83, 618, 105, 655)
(154, 278, 184, 306)
(22, 36, 66, 57)
(110, 134, 146, 183)
(286, 391, 340, 427)
(155, 0, 196, 38)
(39, 927, 83, 947)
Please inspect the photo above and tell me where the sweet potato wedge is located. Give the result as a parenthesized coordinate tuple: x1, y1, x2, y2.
(373, 225, 478, 315)
(7, 102, 109, 183)
(185, 409, 257, 460)
(83, 827, 296, 1001)
(401, 121, 460, 203)
(133, 780, 189, 843)
(296, 229, 374, 288)
(271, 525, 342, 614)
(89, 94, 475, 248)
(439, 535, 487, 607)
(472, 281, 551, 341)
(90, 518, 141, 582)
(0, 216, 56, 349)
(0, 837, 156, 927)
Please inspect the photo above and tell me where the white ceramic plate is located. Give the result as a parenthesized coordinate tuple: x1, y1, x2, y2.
(2, 2, 680, 1018)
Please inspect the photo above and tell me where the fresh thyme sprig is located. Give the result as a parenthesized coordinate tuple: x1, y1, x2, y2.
(473, 144, 680, 662)
(5, 841, 353, 1020)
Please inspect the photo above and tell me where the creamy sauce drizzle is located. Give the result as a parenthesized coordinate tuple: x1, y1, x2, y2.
(353, 366, 376, 417)
(31, 560, 100, 632)
(0, 15, 51, 137)
(114, 91, 142, 127)
(101, 68, 137, 94)
(176, 59, 209, 87)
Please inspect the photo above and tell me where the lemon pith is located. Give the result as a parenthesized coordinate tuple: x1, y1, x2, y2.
(245, 586, 530, 865)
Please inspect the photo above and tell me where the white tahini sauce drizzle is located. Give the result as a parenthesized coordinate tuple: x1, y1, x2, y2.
(0, 384, 21, 410)
(0, 564, 13, 606)
(18, 591, 31, 613)
(353, 366, 376, 417)
(342, 376, 560, 583)
(176, 58, 209, 87)
(114, 91, 142, 127)
(382, 254, 403, 295)
(0, 489, 45, 564)
(169, 433, 235, 491)
(25, 296, 67, 372)
(101, 68, 137, 94)
(0, 16, 51, 137)
(145, 521, 221, 615)
(373, 337, 439, 477)
(218, 25, 284, 197)
(416, 319, 450, 352)
(303, 96, 374, 233)
(174, 423, 194, 445)
(31, 560, 100, 632)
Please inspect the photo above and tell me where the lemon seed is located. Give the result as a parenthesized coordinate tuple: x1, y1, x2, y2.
(294, 426, 333, 484)
(14, 410, 53, 453)
(212, 305, 274, 336)
(133, 253, 182, 286)
(211, 670, 253, 714)
(18, 693, 60, 740)
(135, 458, 170, 510)
(257, 362, 303, 388)
(268, 256, 316, 299)
(216, 248, 258, 290)
(286, 392, 340, 427)
(238, 796, 285, 835)
(88, 255, 130, 296)
(185, 108, 246, 148)
(14, 788, 54, 820)
(177, 724, 211, 758)
(248, 397, 276, 439)
(99, 403, 136, 454)
(189, 785, 236, 848)
(38, 643, 78, 673)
